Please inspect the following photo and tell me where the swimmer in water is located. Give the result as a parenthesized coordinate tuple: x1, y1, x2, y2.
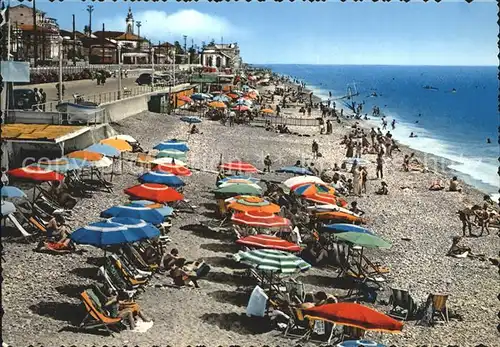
(409, 132, 418, 138)
(487, 138, 491, 144)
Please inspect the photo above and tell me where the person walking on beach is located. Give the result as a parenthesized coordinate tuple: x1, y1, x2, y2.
(228, 110, 235, 127)
(376, 153, 384, 179)
(370, 128, 376, 146)
(345, 141, 354, 158)
(312, 140, 319, 159)
(263, 155, 272, 172)
(40, 89, 47, 111)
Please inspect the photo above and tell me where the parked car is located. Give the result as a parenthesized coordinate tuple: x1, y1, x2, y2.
(9, 89, 37, 110)
(135, 73, 165, 86)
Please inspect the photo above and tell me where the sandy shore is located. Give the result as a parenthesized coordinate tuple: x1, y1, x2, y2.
(2, 86, 499, 346)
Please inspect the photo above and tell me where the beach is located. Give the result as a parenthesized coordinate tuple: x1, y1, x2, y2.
(2, 80, 499, 347)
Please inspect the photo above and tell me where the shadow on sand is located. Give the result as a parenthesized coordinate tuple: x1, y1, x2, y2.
(200, 312, 274, 334)
(29, 301, 82, 326)
(207, 290, 250, 307)
(200, 242, 240, 254)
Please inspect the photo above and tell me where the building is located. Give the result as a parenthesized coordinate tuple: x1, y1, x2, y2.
(9, 4, 62, 63)
(201, 42, 241, 70)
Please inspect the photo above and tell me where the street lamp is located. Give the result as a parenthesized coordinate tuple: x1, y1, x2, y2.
(117, 43, 122, 99)
(58, 36, 64, 103)
(151, 47, 155, 92)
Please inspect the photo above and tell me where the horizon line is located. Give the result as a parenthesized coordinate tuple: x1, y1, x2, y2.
(247, 63, 498, 68)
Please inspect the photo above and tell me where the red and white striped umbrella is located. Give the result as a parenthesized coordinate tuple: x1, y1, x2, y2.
(219, 161, 259, 173)
(236, 234, 301, 252)
(231, 211, 291, 228)
(154, 164, 192, 177)
(124, 183, 184, 203)
(232, 105, 250, 112)
(8, 166, 64, 182)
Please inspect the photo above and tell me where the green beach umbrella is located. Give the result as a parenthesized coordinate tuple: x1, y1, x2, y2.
(213, 183, 262, 196)
(233, 249, 311, 274)
(335, 232, 392, 249)
(156, 150, 187, 160)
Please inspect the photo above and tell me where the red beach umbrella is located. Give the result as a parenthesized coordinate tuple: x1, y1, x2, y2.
(236, 234, 301, 252)
(219, 161, 259, 173)
(303, 303, 404, 333)
(231, 211, 291, 228)
(154, 164, 192, 177)
(232, 105, 250, 112)
(8, 166, 64, 182)
(178, 95, 193, 103)
(124, 183, 184, 203)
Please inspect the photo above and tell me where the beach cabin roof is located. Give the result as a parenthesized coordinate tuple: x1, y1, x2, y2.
(1, 124, 90, 144)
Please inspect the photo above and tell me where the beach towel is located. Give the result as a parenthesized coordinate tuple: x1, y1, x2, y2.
(131, 318, 154, 333)
(246, 285, 268, 317)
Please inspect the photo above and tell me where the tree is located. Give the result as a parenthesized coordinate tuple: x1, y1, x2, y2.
(188, 46, 197, 64)
(209, 39, 215, 46)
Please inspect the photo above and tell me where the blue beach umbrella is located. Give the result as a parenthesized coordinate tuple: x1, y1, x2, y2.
(107, 217, 160, 240)
(127, 201, 174, 217)
(153, 141, 190, 152)
(86, 143, 121, 157)
(321, 223, 374, 235)
(180, 116, 202, 124)
(70, 221, 143, 247)
(1, 186, 27, 198)
(191, 93, 211, 100)
(139, 171, 185, 187)
(100, 205, 165, 225)
(276, 166, 313, 175)
(213, 95, 230, 102)
(337, 340, 386, 347)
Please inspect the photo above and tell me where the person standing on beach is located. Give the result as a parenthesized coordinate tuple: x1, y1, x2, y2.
(312, 140, 319, 159)
(352, 166, 362, 196)
(228, 110, 235, 127)
(346, 141, 354, 158)
(276, 104, 281, 116)
(360, 166, 368, 194)
(355, 141, 362, 158)
(376, 153, 384, 179)
(370, 128, 376, 146)
(263, 155, 272, 172)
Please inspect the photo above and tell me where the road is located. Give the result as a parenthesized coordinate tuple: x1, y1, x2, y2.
(14, 77, 141, 102)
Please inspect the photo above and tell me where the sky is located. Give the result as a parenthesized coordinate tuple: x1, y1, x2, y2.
(29, 0, 498, 66)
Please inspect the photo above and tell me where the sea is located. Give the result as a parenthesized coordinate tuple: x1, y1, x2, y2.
(260, 64, 499, 199)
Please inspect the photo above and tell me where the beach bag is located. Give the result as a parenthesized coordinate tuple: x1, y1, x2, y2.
(246, 285, 268, 317)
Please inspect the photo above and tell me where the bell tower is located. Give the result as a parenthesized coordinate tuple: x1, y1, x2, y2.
(125, 7, 134, 34)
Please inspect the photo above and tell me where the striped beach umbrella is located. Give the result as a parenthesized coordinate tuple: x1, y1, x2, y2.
(100, 204, 165, 225)
(233, 249, 311, 274)
(218, 176, 259, 184)
(219, 161, 259, 173)
(151, 157, 186, 166)
(231, 211, 291, 228)
(236, 235, 301, 252)
(154, 164, 192, 177)
(305, 193, 338, 205)
(293, 182, 335, 196)
(227, 197, 280, 214)
(156, 149, 187, 160)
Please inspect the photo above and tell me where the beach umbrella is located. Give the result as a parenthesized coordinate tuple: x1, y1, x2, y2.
(124, 183, 184, 203)
(293, 183, 335, 197)
(305, 193, 338, 205)
(139, 171, 185, 187)
(107, 217, 160, 240)
(218, 176, 260, 185)
(227, 197, 280, 214)
(213, 183, 262, 196)
(67, 150, 104, 162)
(180, 116, 202, 124)
(1, 186, 27, 198)
(109, 134, 138, 143)
(336, 340, 386, 347)
(235, 98, 252, 106)
(100, 138, 133, 152)
(86, 143, 121, 157)
(335, 232, 391, 249)
(153, 140, 189, 152)
(208, 101, 227, 109)
(191, 93, 211, 100)
(303, 303, 403, 333)
(8, 166, 64, 182)
(1, 200, 16, 217)
(100, 205, 165, 225)
(343, 158, 371, 166)
(276, 166, 313, 176)
(70, 220, 155, 247)
(178, 95, 193, 103)
(261, 108, 274, 114)
(283, 175, 325, 189)
(218, 182, 261, 190)
(233, 249, 311, 274)
(212, 95, 230, 102)
(218, 178, 257, 186)
(219, 161, 259, 173)
(308, 204, 359, 216)
(224, 195, 266, 204)
(321, 224, 373, 235)
(34, 158, 86, 173)
(226, 93, 239, 99)
(151, 157, 186, 166)
(232, 105, 250, 112)
(231, 211, 291, 228)
(236, 235, 301, 252)
(315, 211, 364, 224)
(154, 164, 192, 177)
(156, 150, 187, 160)
(87, 156, 113, 168)
(126, 200, 174, 217)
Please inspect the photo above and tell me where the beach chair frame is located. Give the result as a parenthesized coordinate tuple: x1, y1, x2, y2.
(79, 290, 125, 335)
(387, 288, 417, 321)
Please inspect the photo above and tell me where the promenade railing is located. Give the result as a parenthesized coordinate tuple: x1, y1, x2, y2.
(252, 116, 321, 127)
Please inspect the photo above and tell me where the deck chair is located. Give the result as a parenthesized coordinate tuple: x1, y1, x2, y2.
(329, 242, 353, 278)
(106, 256, 147, 288)
(387, 288, 417, 321)
(98, 266, 137, 299)
(283, 279, 306, 304)
(284, 307, 314, 341)
(430, 293, 449, 323)
(342, 326, 366, 340)
(79, 290, 125, 335)
(109, 254, 150, 284)
(120, 245, 157, 272)
(115, 254, 152, 278)
(6, 214, 33, 240)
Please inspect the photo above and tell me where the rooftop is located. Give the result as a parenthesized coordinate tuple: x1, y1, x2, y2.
(1, 124, 88, 143)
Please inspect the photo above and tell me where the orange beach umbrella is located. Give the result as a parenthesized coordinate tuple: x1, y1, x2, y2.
(100, 138, 133, 152)
(67, 150, 104, 161)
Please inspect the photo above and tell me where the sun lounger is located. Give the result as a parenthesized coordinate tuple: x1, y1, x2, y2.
(7, 214, 33, 240)
(329, 242, 354, 278)
(79, 289, 125, 335)
(98, 266, 137, 299)
(105, 256, 147, 288)
(120, 245, 158, 272)
(110, 254, 151, 283)
(114, 254, 152, 278)
(387, 288, 417, 321)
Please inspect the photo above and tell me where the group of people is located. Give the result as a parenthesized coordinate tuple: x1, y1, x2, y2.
(32, 87, 47, 111)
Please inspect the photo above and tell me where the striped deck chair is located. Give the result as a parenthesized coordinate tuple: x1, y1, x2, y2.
(387, 288, 417, 321)
(79, 290, 125, 335)
(329, 242, 353, 278)
(431, 293, 450, 323)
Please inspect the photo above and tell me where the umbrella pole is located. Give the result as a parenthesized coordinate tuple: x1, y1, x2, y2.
(120, 152, 124, 175)
(110, 157, 115, 182)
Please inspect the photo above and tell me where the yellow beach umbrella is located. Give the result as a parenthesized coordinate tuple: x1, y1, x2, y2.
(208, 101, 227, 109)
(100, 138, 133, 152)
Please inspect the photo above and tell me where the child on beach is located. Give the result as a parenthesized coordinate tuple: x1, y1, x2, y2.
(376, 181, 389, 195)
(350, 201, 365, 216)
(376, 153, 384, 179)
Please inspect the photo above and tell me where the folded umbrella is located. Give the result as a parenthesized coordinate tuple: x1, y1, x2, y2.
(276, 166, 313, 175)
(303, 303, 403, 333)
(139, 171, 185, 187)
(124, 183, 184, 203)
(236, 235, 301, 252)
(100, 204, 165, 225)
(0, 186, 27, 198)
(233, 249, 311, 274)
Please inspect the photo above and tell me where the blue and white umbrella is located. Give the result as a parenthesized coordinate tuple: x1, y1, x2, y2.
(321, 223, 374, 235)
(212, 95, 230, 102)
(180, 116, 202, 124)
(127, 201, 174, 217)
(276, 166, 313, 175)
(191, 93, 211, 100)
(1, 186, 27, 198)
(1, 200, 16, 217)
(153, 140, 190, 152)
(86, 143, 121, 157)
(107, 217, 160, 240)
(337, 340, 386, 347)
(70, 221, 139, 247)
(139, 171, 185, 187)
(100, 205, 165, 225)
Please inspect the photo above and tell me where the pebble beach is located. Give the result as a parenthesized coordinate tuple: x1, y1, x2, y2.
(2, 81, 499, 347)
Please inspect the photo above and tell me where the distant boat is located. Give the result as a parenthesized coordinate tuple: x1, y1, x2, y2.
(56, 102, 104, 124)
(423, 85, 439, 91)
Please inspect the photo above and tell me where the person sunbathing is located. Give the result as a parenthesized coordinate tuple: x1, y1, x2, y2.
(375, 181, 389, 195)
(449, 176, 462, 192)
(103, 287, 151, 330)
(350, 201, 365, 216)
(49, 180, 77, 209)
(429, 180, 445, 191)
(300, 241, 329, 266)
(169, 258, 200, 288)
(446, 236, 485, 260)
(314, 291, 338, 306)
(190, 124, 200, 134)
